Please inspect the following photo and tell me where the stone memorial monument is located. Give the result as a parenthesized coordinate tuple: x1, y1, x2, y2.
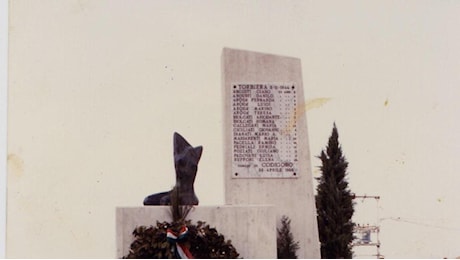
(116, 48, 319, 259)
(222, 48, 320, 258)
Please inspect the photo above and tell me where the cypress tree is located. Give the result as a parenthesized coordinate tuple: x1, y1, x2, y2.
(316, 123, 354, 258)
(277, 215, 299, 259)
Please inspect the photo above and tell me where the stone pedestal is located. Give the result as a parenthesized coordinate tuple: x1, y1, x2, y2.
(222, 48, 320, 258)
(116, 205, 276, 259)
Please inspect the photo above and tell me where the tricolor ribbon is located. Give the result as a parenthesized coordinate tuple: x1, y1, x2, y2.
(167, 225, 194, 259)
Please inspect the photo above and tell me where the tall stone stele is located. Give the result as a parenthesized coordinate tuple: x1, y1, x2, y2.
(222, 48, 320, 258)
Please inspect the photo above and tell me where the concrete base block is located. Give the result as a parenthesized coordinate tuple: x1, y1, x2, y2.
(116, 205, 276, 259)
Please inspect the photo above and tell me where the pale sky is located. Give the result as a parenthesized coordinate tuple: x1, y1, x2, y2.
(3, 1, 460, 258)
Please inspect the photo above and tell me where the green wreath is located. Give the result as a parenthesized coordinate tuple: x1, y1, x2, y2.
(123, 188, 240, 259)
(123, 220, 239, 259)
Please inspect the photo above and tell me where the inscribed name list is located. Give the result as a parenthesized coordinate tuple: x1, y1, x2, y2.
(232, 83, 299, 178)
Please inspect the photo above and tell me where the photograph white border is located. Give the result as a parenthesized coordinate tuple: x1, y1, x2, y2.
(0, 0, 8, 257)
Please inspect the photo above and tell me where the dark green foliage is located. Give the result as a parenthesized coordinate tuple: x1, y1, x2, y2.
(187, 221, 239, 259)
(124, 222, 174, 259)
(123, 221, 240, 259)
(277, 216, 299, 259)
(315, 123, 354, 259)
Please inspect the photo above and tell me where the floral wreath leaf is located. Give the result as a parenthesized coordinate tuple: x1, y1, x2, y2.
(124, 221, 240, 259)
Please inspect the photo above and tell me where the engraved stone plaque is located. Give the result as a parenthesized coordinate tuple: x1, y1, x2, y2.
(232, 83, 298, 178)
